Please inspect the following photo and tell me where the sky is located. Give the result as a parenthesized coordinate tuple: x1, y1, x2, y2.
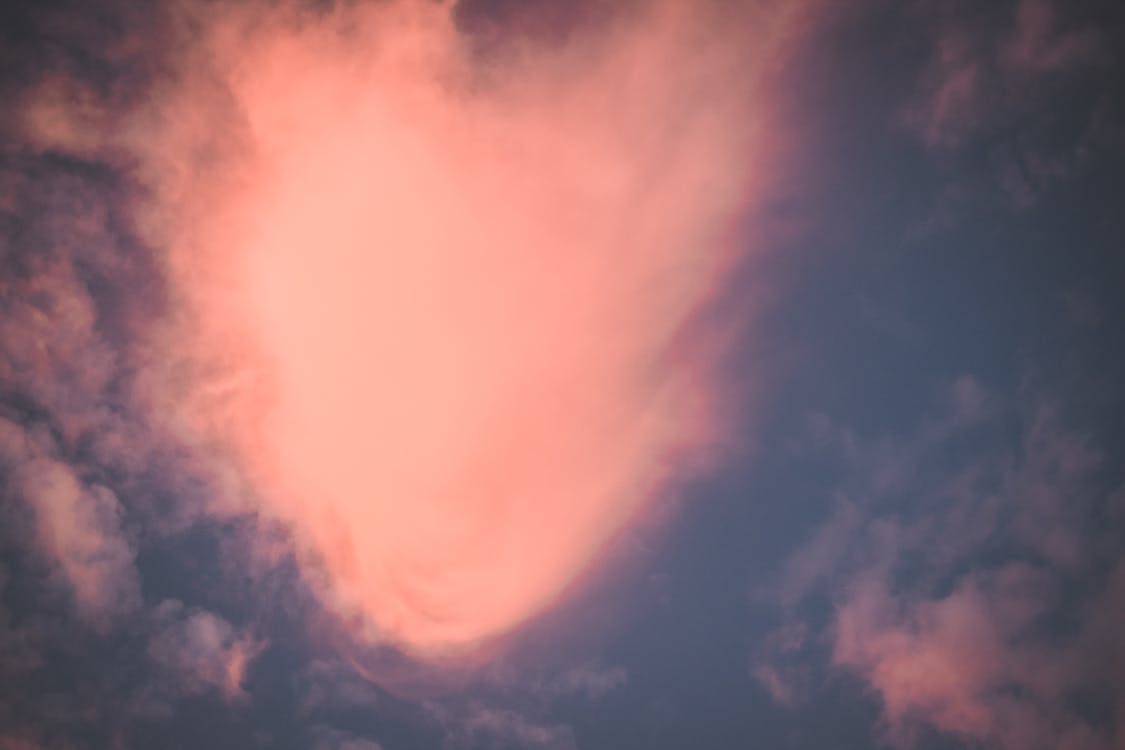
(0, 0, 1123, 748)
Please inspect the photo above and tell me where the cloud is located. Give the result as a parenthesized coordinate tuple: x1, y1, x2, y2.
(0, 567, 46, 678)
(147, 600, 265, 701)
(474, 658, 630, 703)
(904, 26, 983, 151)
(902, 0, 1105, 152)
(0, 161, 155, 464)
(832, 561, 1125, 749)
(0, 416, 140, 628)
(774, 495, 863, 609)
(893, 0, 1120, 217)
(1001, 0, 1102, 74)
(416, 659, 628, 750)
(543, 661, 627, 701)
(765, 382, 1125, 749)
(435, 703, 577, 750)
(11, 0, 812, 661)
(297, 658, 383, 716)
(309, 725, 384, 750)
(751, 621, 810, 708)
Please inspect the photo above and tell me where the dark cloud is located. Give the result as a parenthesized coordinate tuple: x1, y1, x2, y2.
(896, 0, 1124, 212)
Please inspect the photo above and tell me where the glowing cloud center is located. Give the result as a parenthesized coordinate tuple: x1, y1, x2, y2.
(153, 1, 780, 656)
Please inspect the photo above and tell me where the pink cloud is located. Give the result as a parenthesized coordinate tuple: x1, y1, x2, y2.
(834, 569, 1030, 739)
(833, 562, 1124, 749)
(148, 600, 265, 701)
(768, 386, 1125, 749)
(30, 0, 812, 661)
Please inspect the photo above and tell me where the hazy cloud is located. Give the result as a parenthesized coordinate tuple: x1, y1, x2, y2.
(766, 383, 1125, 748)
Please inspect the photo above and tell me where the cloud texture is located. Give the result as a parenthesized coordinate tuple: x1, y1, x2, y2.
(81, 0, 799, 657)
(765, 383, 1125, 749)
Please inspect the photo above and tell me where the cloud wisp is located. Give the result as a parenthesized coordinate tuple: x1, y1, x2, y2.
(762, 380, 1125, 749)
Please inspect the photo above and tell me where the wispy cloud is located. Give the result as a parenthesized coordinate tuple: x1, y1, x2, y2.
(434, 702, 578, 750)
(542, 661, 628, 701)
(763, 380, 1125, 748)
(0, 417, 140, 629)
(902, 0, 1105, 151)
(896, 0, 1115, 216)
(147, 600, 265, 701)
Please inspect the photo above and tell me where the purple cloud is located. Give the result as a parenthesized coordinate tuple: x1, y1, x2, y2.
(764, 382, 1125, 748)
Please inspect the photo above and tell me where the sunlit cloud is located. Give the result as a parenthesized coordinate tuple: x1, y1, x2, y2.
(99, 0, 802, 658)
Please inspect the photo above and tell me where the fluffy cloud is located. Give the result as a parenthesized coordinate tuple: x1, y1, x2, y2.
(764, 380, 1125, 749)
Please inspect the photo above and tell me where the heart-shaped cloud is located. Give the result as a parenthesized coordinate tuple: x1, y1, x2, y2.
(124, 0, 792, 658)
